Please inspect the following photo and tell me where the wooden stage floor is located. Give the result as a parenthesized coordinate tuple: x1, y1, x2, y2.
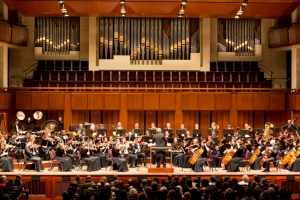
(6, 162, 298, 176)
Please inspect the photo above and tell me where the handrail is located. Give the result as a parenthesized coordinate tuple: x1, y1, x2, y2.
(0, 87, 298, 93)
(23, 63, 38, 78)
(258, 64, 273, 76)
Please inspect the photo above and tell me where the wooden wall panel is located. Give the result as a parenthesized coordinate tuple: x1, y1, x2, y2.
(183, 111, 199, 132)
(200, 111, 211, 139)
(32, 93, 49, 110)
(237, 111, 253, 130)
(144, 94, 159, 110)
(102, 110, 120, 135)
(157, 111, 175, 130)
(87, 94, 103, 110)
(215, 93, 231, 110)
(253, 111, 265, 129)
(237, 94, 253, 110)
(212, 111, 230, 135)
(295, 94, 300, 111)
(182, 93, 198, 110)
(266, 110, 286, 136)
(270, 94, 285, 110)
(127, 94, 144, 110)
(104, 94, 120, 110)
(0, 93, 6, 110)
(5, 93, 13, 110)
(91, 111, 101, 124)
(127, 111, 144, 132)
(253, 94, 269, 110)
(49, 93, 65, 110)
(145, 110, 157, 129)
(47, 111, 64, 122)
(72, 110, 89, 125)
(71, 94, 87, 110)
(160, 94, 176, 110)
(288, 94, 296, 110)
(199, 93, 215, 110)
(15, 93, 32, 110)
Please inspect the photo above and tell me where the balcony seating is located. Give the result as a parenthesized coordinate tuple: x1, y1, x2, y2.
(163, 71, 171, 82)
(50, 71, 59, 81)
(60, 71, 67, 81)
(94, 71, 102, 81)
(240, 72, 248, 82)
(111, 71, 119, 81)
(68, 71, 76, 82)
(232, 72, 239, 82)
(137, 71, 145, 82)
(181, 71, 188, 82)
(77, 71, 85, 82)
(215, 72, 222, 82)
(248, 72, 256, 82)
(103, 71, 110, 81)
(154, 71, 163, 81)
(129, 71, 137, 82)
(172, 71, 180, 82)
(146, 71, 154, 82)
(86, 71, 94, 82)
(206, 72, 214, 82)
(120, 71, 128, 82)
(42, 71, 50, 81)
(189, 71, 197, 82)
(33, 71, 41, 81)
(198, 71, 205, 82)
(223, 72, 230, 82)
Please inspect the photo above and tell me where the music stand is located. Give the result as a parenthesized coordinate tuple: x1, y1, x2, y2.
(97, 129, 107, 137)
(167, 137, 174, 144)
(192, 129, 202, 138)
(134, 129, 144, 136)
(223, 129, 234, 136)
(240, 130, 250, 137)
(176, 129, 187, 138)
(142, 136, 151, 143)
(148, 129, 157, 136)
(225, 135, 232, 142)
(163, 129, 174, 136)
(25, 125, 34, 131)
(116, 129, 127, 136)
(253, 128, 264, 134)
(54, 126, 64, 132)
(206, 129, 212, 135)
(273, 127, 282, 134)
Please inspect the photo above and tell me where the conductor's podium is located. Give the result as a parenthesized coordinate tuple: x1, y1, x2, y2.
(148, 146, 174, 173)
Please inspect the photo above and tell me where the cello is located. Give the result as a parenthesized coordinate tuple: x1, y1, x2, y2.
(249, 146, 261, 164)
(282, 148, 296, 164)
(288, 149, 300, 166)
(221, 148, 237, 165)
(188, 147, 204, 165)
(260, 149, 272, 165)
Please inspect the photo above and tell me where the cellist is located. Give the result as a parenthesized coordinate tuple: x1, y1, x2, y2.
(227, 139, 247, 172)
(261, 139, 278, 172)
(250, 139, 266, 170)
(193, 139, 209, 172)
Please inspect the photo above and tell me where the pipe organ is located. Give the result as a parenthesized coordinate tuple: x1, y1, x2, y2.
(218, 19, 261, 56)
(99, 17, 200, 65)
(34, 17, 80, 54)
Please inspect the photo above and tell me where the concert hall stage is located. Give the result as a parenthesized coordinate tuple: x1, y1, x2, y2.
(3, 163, 300, 200)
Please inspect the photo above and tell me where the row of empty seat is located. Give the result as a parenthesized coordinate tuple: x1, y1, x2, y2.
(23, 79, 272, 90)
(210, 61, 260, 72)
(36, 60, 89, 71)
(33, 70, 266, 83)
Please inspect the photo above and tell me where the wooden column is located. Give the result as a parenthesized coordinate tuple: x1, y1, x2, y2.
(64, 93, 72, 130)
(175, 93, 183, 136)
(119, 93, 128, 128)
(230, 93, 238, 130)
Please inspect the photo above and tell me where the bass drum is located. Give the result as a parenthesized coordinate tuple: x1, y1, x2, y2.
(41, 120, 59, 136)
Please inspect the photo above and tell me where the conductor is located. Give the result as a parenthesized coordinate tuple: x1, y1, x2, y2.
(152, 128, 167, 168)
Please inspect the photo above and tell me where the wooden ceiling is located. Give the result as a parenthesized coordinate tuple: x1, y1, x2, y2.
(3, 0, 300, 18)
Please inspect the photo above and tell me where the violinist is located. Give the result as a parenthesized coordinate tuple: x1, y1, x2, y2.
(287, 138, 300, 172)
(0, 142, 14, 172)
(206, 136, 216, 150)
(262, 139, 278, 172)
(173, 138, 190, 167)
(65, 137, 78, 166)
(278, 131, 286, 150)
(55, 143, 73, 171)
(193, 139, 209, 172)
(24, 136, 44, 172)
(282, 119, 297, 139)
(79, 138, 101, 172)
(212, 139, 226, 168)
(227, 139, 246, 172)
(183, 138, 200, 168)
(8, 132, 22, 162)
(94, 138, 108, 168)
(112, 138, 129, 172)
(133, 136, 148, 168)
(40, 133, 52, 160)
(254, 131, 262, 147)
(121, 137, 136, 168)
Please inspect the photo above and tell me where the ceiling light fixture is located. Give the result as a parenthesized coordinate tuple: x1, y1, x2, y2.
(179, 6, 185, 14)
(181, 0, 186, 5)
(235, 15, 239, 18)
(242, 0, 248, 7)
(120, 0, 126, 17)
(61, 4, 67, 12)
(120, 0, 125, 5)
(179, 0, 186, 17)
(58, 0, 64, 4)
(64, 13, 69, 17)
(178, 14, 183, 18)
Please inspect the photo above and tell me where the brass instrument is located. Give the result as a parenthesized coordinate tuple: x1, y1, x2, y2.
(16, 111, 25, 120)
(262, 122, 273, 140)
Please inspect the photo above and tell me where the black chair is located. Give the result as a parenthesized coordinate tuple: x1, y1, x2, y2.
(189, 71, 198, 82)
(86, 71, 94, 82)
(33, 71, 41, 81)
(128, 71, 137, 82)
(50, 71, 59, 81)
(94, 71, 102, 81)
(111, 71, 119, 82)
(22, 151, 37, 172)
(206, 72, 214, 82)
(198, 71, 205, 82)
(59, 71, 67, 82)
(48, 150, 64, 172)
(215, 72, 222, 82)
(77, 71, 85, 82)
(68, 71, 76, 82)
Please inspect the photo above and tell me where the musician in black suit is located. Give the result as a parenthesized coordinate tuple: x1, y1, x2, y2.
(21, 117, 36, 126)
(74, 124, 84, 141)
(152, 128, 167, 168)
(8, 132, 22, 162)
(58, 117, 64, 127)
(114, 122, 124, 132)
(262, 139, 278, 172)
(282, 120, 297, 131)
(11, 119, 20, 132)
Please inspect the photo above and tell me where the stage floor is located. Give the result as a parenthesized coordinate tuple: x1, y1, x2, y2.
(6, 162, 297, 176)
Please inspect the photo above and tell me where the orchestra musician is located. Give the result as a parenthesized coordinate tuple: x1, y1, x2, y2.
(55, 142, 73, 171)
(0, 142, 14, 172)
(227, 124, 233, 129)
(282, 119, 297, 131)
(79, 138, 101, 172)
(40, 133, 53, 160)
(74, 124, 84, 141)
(58, 117, 64, 127)
(209, 122, 219, 133)
(250, 139, 266, 170)
(226, 139, 246, 172)
(212, 139, 226, 168)
(261, 139, 278, 172)
(114, 122, 124, 131)
(11, 119, 21, 132)
(211, 130, 219, 141)
(173, 138, 189, 167)
(94, 137, 109, 168)
(112, 138, 129, 172)
(152, 128, 167, 168)
(193, 139, 209, 172)
(24, 136, 44, 172)
(149, 122, 157, 130)
(121, 137, 136, 168)
(22, 117, 36, 126)
(65, 137, 79, 167)
(8, 132, 22, 162)
(133, 136, 148, 168)
(194, 124, 199, 130)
